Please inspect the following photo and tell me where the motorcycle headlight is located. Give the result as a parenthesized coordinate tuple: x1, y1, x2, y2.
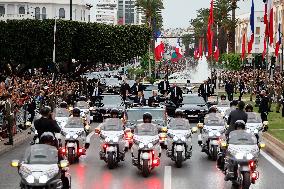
(147, 143, 153, 148)
(66, 134, 70, 139)
(181, 136, 186, 142)
(173, 136, 178, 142)
(105, 137, 110, 143)
(246, 153, 254, 160)
(235, 152, 244, 160)
(254, 129, 258, 134)
(39, 175, 48, 184)
(73, 134, 78, 139)
(25, 175, 35, 184)
(113, 136, 119, 143)
(139, 143, 145, 149)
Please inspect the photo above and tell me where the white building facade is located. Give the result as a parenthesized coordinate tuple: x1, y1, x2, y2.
(117, 0, 144, 25)
(95, 0, 118, 25)
(0, 0, 92, 22)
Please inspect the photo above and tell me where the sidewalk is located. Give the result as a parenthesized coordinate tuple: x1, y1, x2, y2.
(263, 133, 284, 165)
(0, 129, 32, 156)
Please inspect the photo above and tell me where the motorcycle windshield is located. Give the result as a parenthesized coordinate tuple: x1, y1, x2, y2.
(127, 109, 164, 122)
(23, 144, 58, 164)
(247, 112, 262, 123)
(229, 130, 257, 145)
(134, 123, 158, 136)
(101, 118, 124, 131)
(168, 118, 191, 130)
(65, 117, 83, 128)
(217, 100, 230, 107)
(76, 101, 89, 109)
(54, 108, 69, 117)
(204, 114, 224, 126)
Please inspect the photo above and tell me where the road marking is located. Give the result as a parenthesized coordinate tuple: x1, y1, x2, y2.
(164, 166, 172, 189)
(260, 150, 284, 174)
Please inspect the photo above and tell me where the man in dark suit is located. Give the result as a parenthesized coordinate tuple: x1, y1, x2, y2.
(4, 94, 14, 145)
(91, 83, 103, 104)
(198, 80, 210, 102)
(131, 79, 144, 96)
(238, 79, 245, 101)
(259, 90, 269, 122)
(134, 91, 146, 106)
(148, 90, 162, 106)
(120, 79, 131, 101)
(225, 80, 234, 101)
(170, 83, 183, 106)
(158, 78, 170, 95)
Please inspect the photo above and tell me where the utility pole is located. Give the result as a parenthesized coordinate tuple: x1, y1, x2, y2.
(70, 0, 72, 20)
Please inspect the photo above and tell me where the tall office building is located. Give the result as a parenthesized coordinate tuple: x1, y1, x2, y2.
(95, 0, 118, 25)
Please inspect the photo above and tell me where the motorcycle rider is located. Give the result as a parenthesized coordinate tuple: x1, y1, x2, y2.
(110, 108, 119, 118)
(226, 101, 248, 136)
(245, 104, 254, 112)
(208, 106, 217, 114)
(34, 106, 61, 146)
(174, 109, 185, 118)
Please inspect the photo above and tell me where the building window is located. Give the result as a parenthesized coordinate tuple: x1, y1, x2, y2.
(19, 6, 25, 14)
(0, 6, 5, 15)
(256, 27, 260, 35)
(42, 7, 46, 19)
(59, 8, 65, 19)
(35, 7, 40, 19)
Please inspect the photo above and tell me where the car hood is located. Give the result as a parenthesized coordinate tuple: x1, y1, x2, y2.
(179, 104, 208, 111)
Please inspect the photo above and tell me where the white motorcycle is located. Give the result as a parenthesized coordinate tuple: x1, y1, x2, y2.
(60, 117, 89, 164)
(132, 123, 161, 177)
(167, 118, 197, 167)
(11, 144, 71, 189)
(96, 118, 126, 169)
(246, 112, 268, 142)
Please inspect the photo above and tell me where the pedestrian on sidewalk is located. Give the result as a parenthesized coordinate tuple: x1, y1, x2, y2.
(4, 94, 14, 145)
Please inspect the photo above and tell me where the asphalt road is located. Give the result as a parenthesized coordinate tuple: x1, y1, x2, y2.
(1, 123, 284, 189)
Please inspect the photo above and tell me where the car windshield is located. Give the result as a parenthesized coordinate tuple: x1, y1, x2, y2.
(183, 96, 205, 104)
(229, 131, 257, 145)
(102, 78, 119, 86)
(101, 118, 124, 131)
(24, 144, 58, 164)
(145, 85, 158, 91)
(127, 109, 164, 121)
(247, 112, 262, 123)
(204, 114, 224, 126)
(101, 96, 123, 106)
(76, 101, 89, 109)
(54, 108, 69, 117)
(65, 117, 83, 128)
(134, 123, 158, 136)
(168, 118, 191, 130)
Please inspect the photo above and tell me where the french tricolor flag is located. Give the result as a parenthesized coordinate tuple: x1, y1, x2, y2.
(275, 24, 282, 57)
(154, 31, 165, 61)
(248, 0, 254, 54)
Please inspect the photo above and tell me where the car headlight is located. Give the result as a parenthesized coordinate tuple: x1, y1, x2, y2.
(181, 136, 186, 142)
(39, 175, 48, 184)
(105, 137, 110, 143)
(235, 152, 244, 160)
(148, 143, 153, 148)
(173, 136, 178, 142)
(139, 143, 145, 149)
(66, 134, 70, 139)
(246, 153, 254, 160)
(113, 136, 119, 143)
(25, 175, 35, 184)
(73, 134, 78, 139)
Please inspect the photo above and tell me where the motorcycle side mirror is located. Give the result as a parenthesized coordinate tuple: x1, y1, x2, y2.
(11, 160, 20, 168)
(59, 160, 69, 168)
(191, 127, 198, 133)
(220, 141, 228, 149)
(258, 143, 266, 149)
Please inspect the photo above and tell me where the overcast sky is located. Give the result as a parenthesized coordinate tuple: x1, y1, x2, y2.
(162, 0, 264, 29)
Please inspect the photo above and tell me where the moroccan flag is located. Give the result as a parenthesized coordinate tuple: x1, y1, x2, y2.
(262, 37, 267, 60)
(199, 38, 203, 58)
(194, 48, 199, 59)
(275, 24, 282, 57)
(207, 0, 214, 57)
(214, 41, 219, 62)
(248, 0, 254, 54)
(242, 33, 246, 60)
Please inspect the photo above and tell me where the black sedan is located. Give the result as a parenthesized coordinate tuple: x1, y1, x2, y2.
(179, 94, 208, 122)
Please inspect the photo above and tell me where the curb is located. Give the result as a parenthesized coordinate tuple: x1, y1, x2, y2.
(0, 130, 32, 156)
(263, 133, 284, 165)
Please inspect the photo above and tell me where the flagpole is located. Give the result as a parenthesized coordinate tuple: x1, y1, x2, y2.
(52, 17, 57, 84)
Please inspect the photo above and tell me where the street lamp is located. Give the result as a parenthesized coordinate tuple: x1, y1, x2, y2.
(70, 0, 72, 20)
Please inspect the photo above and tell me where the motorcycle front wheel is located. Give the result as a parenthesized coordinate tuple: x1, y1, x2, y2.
(242, 172, 251, 189)
(142, 159, 151, 177)
(211, 145, 218, 161)
(67, 147, 75, 164)
(107, 151, 116, 169)
(176, 151, 183, 168)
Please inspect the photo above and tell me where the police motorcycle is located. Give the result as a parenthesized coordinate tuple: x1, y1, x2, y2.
(95, 117, 126, 169)
(218, 121, 265, 189)
(131, 113, 161, 177)
(197, 111, 226, 161)
(216, 95, 230, 117)
(74, 96, 92, 124)
(60, 115, 90, 164)
(167, 117, 197, 167)
(11, 144, 71, 189)
(246, 111, 268, 142)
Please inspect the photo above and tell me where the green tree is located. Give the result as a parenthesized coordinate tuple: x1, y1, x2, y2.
(181, 33, 195, 57)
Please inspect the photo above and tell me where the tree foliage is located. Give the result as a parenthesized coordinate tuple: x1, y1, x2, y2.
(0, 19, 151, 73)
(219, 53, 242, 70)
